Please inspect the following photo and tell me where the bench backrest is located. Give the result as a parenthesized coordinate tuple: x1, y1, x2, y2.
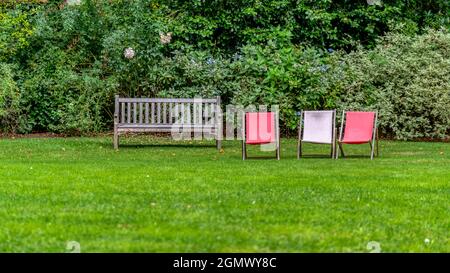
(114, 96, 221, 126)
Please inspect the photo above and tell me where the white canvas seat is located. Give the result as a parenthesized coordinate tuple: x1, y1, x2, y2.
(297, 110, 336, 159)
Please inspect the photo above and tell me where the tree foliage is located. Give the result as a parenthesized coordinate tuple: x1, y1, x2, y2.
(0, 0, 449, 138)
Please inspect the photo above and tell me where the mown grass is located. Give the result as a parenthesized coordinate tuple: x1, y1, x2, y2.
(0, 136, 448, 252)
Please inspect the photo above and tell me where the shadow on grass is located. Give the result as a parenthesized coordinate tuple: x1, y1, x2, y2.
(243, 155, 279, 160)
(337, 154, 380, 159)
(114, 143, 217, 149)
(299, 154, 335, 159)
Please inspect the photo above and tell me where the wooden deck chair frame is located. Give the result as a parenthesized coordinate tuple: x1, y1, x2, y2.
(336, 110, 379, 160)
(297, 110, 337, 159)
(242, 111, 280, 160)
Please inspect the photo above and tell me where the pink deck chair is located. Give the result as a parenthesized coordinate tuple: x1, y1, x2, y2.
(242, 112, 280, 160)
(337, 111, 379, 160)
(297, 110, 337, 159)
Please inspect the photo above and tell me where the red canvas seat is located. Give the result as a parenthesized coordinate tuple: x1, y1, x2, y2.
(245, 112, 276, 145)
(337, 111, 379, 160)
(242, 112, 280, 160)
(341, 112, 375, 144)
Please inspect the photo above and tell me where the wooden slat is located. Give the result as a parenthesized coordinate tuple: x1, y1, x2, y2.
(127, 102, 131, 123)
(157, 103, 161, 124)
(151, 103, 155, 124)
(163, 103, 167, 124)
(180, 103, 185, 124)
(121, 103, 125, 123)
(145, 103, 149, 124)
(139, 102, 143, 124)
(186, 103, 192, 125)
(199, 103, 204, 125)
(185, 103, 189, 124)
(133, 102, 137, 123)
(171, 103, 175, 124)
(169, 103, 173, 124)
(216, 103, 220, 127)
(173, 103, 178, 124)
(210, 103, 215, 125)
(193, 102, 198, 125)
(199, 102, 203, 125)
(203, 103, 208, 125)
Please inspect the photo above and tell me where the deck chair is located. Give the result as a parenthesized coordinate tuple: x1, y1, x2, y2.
(337, 111, 379, 160)
(297, 110, 337, 159)
(242, 112, 280, 160)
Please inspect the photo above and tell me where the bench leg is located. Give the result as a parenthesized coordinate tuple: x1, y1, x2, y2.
(216, 139, 222, 151)
(114, 131, 119, 150)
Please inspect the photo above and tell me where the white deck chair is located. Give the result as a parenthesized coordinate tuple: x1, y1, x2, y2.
(297, 110, 337, 159)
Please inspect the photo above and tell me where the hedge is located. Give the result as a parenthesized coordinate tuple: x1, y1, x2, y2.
(0, 1, 449, 139)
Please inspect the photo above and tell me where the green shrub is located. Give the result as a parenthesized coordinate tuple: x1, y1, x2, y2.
(155, 51, 234, 100)
(53, 71, 117, 134)
(134, 44, 338, 132)
(330, 29, 450, 139)
(1, 1, 449, 139)
(0, 7, 34, 62)
(0, 63, 22, 133)
(100, 0, 167, 96)
(18, 40, 117, 134)
(230, 43, 338, 131)
(163, 0, 450, 53)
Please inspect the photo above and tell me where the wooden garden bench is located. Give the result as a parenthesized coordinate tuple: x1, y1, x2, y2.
(113, 96, 222, 150)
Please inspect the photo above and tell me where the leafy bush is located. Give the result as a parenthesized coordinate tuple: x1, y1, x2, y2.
(230, 43, 338, 130)
(100, 0, 167, 96)
(0, 7, 34, 62)
(163, 0, 450, 52)
(154, 51, 234, 101)
(0, 63, 22, 133)
(127, 44, 338, 132)
(21, 54, 117, 134)
(329, 29, 450, 139)
(0, 1, 449, 139)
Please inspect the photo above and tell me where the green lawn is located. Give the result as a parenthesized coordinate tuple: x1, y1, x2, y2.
(0, 136, 448, 252)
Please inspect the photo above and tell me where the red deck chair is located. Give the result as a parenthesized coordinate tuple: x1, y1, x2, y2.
(242, 112, 280, 160)
(337, 111, 379, 160)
